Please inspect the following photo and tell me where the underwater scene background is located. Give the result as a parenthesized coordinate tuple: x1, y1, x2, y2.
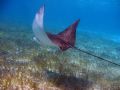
(0, 0, 120, 90)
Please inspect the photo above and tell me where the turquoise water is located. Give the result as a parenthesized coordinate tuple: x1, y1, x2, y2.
(0, 0, 120, 32)
(0, 0, 120, 44)
(0, 0, 120, 90)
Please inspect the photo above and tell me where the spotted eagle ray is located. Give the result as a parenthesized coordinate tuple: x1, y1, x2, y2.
(32, 5, 120, 67)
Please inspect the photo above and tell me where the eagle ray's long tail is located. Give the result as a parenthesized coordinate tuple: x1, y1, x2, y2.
(59, 38, 120, 67)
(73, 46, 120, 67)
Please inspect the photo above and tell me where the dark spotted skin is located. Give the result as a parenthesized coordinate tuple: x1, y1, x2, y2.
(46, 19, 80, 51)
(47, 33, 70, 51)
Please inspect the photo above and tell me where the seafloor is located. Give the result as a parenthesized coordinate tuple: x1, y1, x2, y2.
(0, 23, 120, 90)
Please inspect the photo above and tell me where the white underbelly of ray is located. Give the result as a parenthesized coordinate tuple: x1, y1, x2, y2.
(33, 21, 57, 47)
(32, 5, 58, 48)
